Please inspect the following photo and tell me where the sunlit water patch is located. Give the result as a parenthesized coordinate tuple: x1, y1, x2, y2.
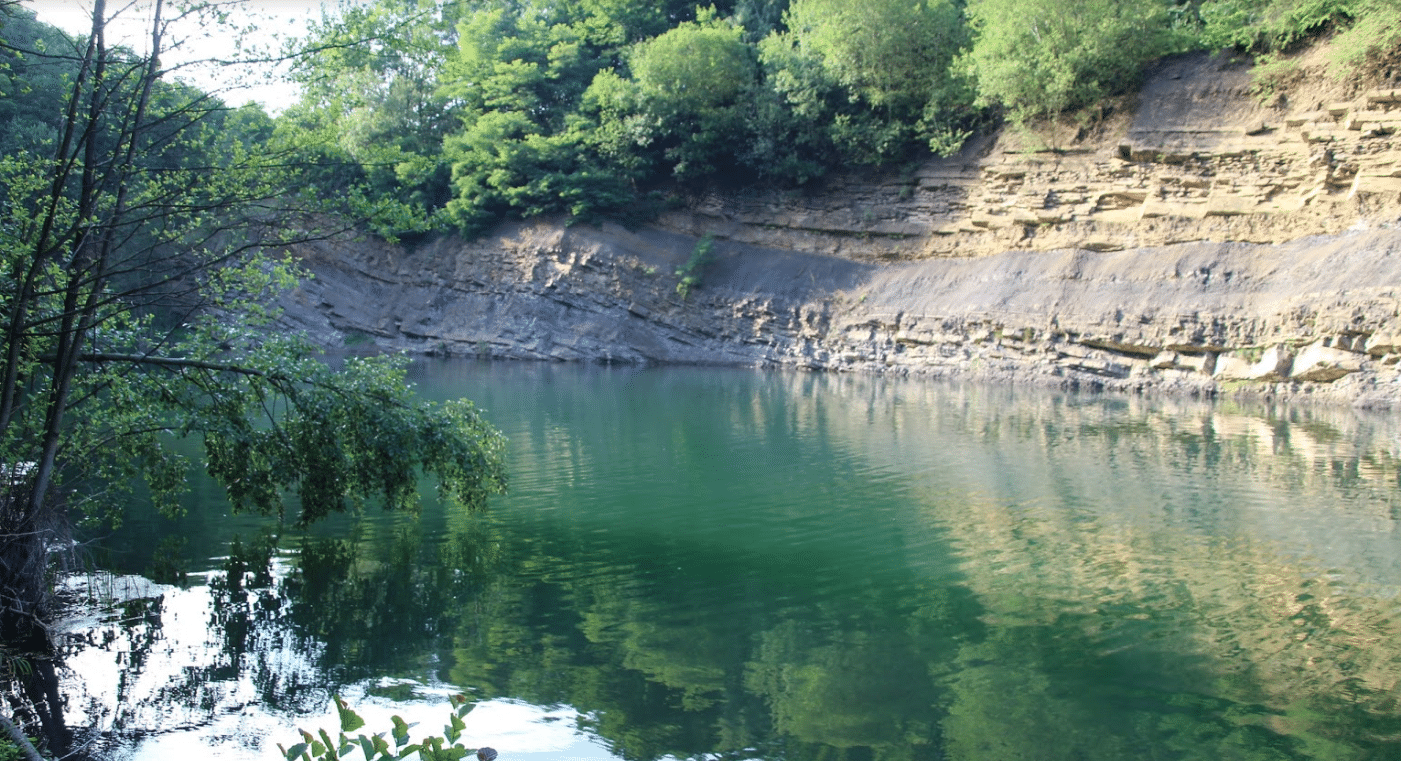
(54, 362, 1401, 760)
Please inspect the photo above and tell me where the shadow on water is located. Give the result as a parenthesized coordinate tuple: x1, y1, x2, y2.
(28, 361, 1401, 760)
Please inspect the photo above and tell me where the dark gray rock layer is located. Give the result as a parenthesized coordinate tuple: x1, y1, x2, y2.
(275, 220, 1401, 408)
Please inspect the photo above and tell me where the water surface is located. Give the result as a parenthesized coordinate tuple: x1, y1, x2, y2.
(70, 361, 1401, 760)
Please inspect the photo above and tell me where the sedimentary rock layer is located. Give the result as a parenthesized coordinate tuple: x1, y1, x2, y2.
(273, 51, 1401, 407)
(276, 221, 1401, 407)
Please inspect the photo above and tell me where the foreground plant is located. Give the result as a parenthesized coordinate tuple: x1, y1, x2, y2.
(280, 694, 479, 761)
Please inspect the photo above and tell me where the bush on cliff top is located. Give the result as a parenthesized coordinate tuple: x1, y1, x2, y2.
(267, 0, 1401, 238)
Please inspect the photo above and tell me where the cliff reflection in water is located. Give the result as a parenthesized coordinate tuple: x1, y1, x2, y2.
(73, 362, 1401, 760)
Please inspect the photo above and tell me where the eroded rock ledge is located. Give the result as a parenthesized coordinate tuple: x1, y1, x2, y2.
(273, 51, 1401, 408)
(277, 221, 1401, 408)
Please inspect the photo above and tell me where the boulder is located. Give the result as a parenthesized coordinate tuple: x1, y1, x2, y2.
(1150, 351, 1179, 369)
(1151, 351, 1215, 373)
(1290, 340, 1365, 382)
(1214, 345, 1292, 380)
(1365, 332, 1401, 356)
(1213, 354, 1254, 379)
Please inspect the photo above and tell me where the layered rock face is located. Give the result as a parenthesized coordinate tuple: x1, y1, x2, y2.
(663, 53, 1401, 259)
(275, 51, 1401, 407)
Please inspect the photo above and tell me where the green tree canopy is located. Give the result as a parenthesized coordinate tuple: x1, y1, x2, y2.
(767, 0, 974, 159)
(268, 0, 1398, 237)
(962, 0, 1185, 125)
(0, 5, 76, 156)
(783, 0, 967, 115)
(630, 11, 756, 108)
(586, 10, 759, 179)
(435, 1, 648, 229)
(278, 0, 470, 237)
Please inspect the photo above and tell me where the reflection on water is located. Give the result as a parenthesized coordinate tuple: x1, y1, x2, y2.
(62, 361, 1401, 760)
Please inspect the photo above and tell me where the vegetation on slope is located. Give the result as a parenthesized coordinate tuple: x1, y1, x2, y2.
(276, 0, 1401, 239)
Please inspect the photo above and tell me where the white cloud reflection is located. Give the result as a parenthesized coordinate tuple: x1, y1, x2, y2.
(60, 569, 619, 761)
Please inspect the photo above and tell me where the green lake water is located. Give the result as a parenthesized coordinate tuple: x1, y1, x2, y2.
(69, 360, 1401, 760)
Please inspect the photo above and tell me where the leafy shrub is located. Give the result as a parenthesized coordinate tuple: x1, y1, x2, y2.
(1197, 0, 1357, 52)
(675, 234, 715, 299)
(1326, 0, 1401, 75)
(279, 694, 478, 761)
(962, 0, 1185, 125)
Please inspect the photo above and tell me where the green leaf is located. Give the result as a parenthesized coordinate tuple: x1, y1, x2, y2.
(445, 712, 466, 743)
(391, 715, 414, 747)
(337, 695, 367, 733)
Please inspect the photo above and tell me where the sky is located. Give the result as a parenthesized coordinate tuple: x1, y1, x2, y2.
(23, 0, 340, 112)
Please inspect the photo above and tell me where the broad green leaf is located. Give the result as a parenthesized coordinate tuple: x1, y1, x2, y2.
(337, 695, 367, 732)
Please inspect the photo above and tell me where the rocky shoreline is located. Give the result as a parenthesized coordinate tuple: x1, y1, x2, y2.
(274, 219, 1401, 409)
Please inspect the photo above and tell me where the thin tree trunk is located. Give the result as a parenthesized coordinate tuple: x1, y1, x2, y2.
(0, 4, 101, 438)
(26, 0, 113, 523)
(0, 711, 46, 761)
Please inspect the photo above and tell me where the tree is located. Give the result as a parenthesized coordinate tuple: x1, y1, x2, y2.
(775, 0, 974, 159)
(0, 3, 505, 755)
(783, 0, 967, 117)
(0, 5, 76, 157)
(962, 0, 1184, 126)
(586, 9, 759, 180)
(436, 2, 616, 228)
(731, 0, 789, 41)
(280, 0, 468, 237)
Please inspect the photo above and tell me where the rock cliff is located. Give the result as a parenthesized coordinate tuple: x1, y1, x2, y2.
(275, 51, 1401, 408)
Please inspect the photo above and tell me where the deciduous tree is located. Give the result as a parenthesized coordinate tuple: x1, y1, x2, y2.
(777, 0, 974, 158)
(962, 0, 1183, 125)
(0, 4, 505, 753)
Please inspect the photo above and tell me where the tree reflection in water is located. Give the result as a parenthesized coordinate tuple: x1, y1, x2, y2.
(41, 366, 1401, 760)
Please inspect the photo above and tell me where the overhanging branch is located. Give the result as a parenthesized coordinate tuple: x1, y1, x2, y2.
(58, 352, 271, 377)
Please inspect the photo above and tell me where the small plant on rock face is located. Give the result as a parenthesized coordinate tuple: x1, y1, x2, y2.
(676, 234, 715, 299)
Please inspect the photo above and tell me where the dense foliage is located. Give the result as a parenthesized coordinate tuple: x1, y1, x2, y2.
(0, 4, 505, 754)
(961, 0, 1189, 124)
(274, 0, 1401, 237)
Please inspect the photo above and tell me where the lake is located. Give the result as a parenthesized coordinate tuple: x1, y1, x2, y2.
(65, 360, 1401, 760)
